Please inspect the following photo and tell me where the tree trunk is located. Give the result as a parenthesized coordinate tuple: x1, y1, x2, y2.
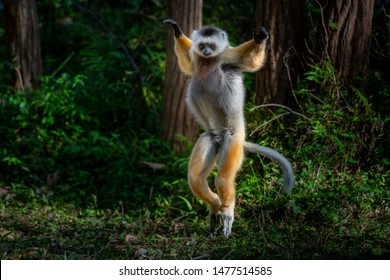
(316, 0, 375, 80)
(161, 0, 202, 152)
(255, 0, 307, 106)
(4, 0, 42, 91)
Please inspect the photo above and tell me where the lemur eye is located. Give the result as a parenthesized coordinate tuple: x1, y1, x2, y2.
(210, 43, 216, 50)
(199, 43, 205, 50)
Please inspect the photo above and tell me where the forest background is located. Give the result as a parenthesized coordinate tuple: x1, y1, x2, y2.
(0, 0, 389, 259)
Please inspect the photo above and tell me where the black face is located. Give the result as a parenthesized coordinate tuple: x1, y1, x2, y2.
(198, 42, 216, 57)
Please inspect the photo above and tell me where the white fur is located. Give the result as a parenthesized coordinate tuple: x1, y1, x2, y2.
(190, 30, 229, 58)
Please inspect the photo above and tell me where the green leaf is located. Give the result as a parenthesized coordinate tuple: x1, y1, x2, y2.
(177, 195, 193, 211)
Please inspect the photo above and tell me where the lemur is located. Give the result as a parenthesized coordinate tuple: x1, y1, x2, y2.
(164, 19, 294, 238)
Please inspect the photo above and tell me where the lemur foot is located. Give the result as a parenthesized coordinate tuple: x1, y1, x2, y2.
(163, 19, 183, 38)
(221, 214, 234, 239)
(210, 207, 234, 238)
(253, 27, 269, 44)
(209, 211, 218, 235)
(218, 206, 234, 239)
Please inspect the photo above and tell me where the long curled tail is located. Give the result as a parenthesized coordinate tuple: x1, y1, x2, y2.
(244, 142, 294, 193)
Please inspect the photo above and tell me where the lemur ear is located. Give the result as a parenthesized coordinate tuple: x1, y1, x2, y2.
(190, 30, 198, 40)
(220, 31, 228, 40)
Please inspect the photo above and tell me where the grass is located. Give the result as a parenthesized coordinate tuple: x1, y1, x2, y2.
(1, 158, 388, 260)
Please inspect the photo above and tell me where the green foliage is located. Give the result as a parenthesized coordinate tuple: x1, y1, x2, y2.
(0, 69, 179, 208)
(240, 58, 389, 259)
(248, 59, 388, 171)
(297, 61, 388, 169)
(0, 0, 169, 208)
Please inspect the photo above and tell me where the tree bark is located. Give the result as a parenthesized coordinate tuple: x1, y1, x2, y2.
(161, 0, 202, 152)
(4, 0, 42, 91)
(316, 0, 375, 80)
(255, 0, 307, 106)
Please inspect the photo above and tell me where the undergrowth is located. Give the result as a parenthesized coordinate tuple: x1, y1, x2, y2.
(1, 59, 389, 259)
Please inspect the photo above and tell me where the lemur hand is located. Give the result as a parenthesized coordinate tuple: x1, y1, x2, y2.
(253, 27, 269, 44)
(163, 19, 183, 38)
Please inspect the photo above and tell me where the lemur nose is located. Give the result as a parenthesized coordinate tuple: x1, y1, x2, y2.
(203, 48, 212, 56)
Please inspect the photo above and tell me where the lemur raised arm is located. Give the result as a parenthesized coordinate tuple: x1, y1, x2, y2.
(164, 19, 294, 238)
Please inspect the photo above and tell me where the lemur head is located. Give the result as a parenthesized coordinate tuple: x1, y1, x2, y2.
(190, 26, 229, 58)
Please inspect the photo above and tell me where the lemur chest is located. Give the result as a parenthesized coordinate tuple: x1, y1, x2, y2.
(188, 64, 245, 125)
(191, 64, 243, 103)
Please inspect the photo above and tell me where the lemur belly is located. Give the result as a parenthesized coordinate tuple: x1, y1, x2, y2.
(187, 63, 245, 135)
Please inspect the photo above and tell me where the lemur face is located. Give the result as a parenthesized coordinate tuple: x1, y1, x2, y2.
(198, 42, 216, 57)
(191, 26, 229, 58)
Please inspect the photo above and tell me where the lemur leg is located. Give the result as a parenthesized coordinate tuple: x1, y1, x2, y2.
(215, 133, 245, 238)
(188, 133, 221, 234)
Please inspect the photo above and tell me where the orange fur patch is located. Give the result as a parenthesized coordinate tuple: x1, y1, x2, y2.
(215, 139, 244, 207)
(221, 40, 267, 72)
(188, 140, 220, 210)
(174, 35, 193, 75)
